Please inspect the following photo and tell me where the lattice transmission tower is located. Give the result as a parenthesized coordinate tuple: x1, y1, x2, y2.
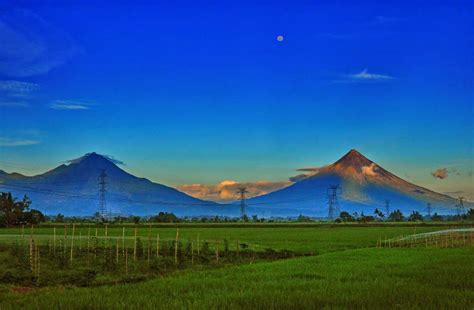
(237, 187, 249, 219)
(98, 169, 107, 219)
(327, 185, 341, 220)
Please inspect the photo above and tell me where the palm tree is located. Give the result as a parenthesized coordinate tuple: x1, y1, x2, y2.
(0, 192, 31, 227)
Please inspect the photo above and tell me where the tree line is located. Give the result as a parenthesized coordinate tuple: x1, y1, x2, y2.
(335, 208, 474, 223)
(0, 192, 46, 227)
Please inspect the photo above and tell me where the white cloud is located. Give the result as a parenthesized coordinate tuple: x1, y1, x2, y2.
(0, 80, 39, 96)
(349, 68, 394, 81)
(0, 137, 40, 147)
(362, 163, 378, 177)
(0, 80, 39, 108)
(50, 100, 90, 110)
(333, 69, 395, 84)
(178, 180, 291, 201)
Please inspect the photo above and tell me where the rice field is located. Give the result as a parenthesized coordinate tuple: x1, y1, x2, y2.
(0, 223, 472, 309)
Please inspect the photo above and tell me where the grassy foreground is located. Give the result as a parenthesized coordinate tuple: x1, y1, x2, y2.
(0, 224, 472, 309)
(0, 247, 472, 309)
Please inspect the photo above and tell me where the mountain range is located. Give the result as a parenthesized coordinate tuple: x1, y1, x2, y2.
(0, 150, 467, 217)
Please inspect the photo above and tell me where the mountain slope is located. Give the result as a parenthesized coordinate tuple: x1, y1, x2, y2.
(0, 153, 224, 216)
(246, 149, 461, 217)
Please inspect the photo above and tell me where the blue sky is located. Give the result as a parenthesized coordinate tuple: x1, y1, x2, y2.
(0, 0, 473, 200)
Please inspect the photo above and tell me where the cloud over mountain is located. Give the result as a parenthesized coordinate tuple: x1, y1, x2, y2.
(178, 180, 291, 201)
(431, 168, 448, 179)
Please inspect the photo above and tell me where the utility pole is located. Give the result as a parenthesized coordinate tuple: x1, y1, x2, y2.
(457, 197, 465, 217)
(427, 202, 432, 218)
(98, 169, 107, 220)
(385, 200, 390, 217)
(327, 185, 341, 221)
(237, 187, 249, 219)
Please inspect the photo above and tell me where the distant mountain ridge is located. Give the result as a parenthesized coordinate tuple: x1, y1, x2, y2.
(0, 153, 225, 216)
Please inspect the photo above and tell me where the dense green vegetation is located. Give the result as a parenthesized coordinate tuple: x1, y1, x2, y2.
(0, 247, 472, 309)
(0, 224, 472, 309)
(0, 193, 45, 227)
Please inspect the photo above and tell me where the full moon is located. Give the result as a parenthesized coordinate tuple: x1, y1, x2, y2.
(277, 35, 284, 42)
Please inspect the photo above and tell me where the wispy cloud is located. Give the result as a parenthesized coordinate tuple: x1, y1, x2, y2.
(349, 69, 394, 81)
(0, 137, 40, 147)
(0, 80, 39, 96)
(0, 80, 39, 107)
(289, 166, 326, 182)
(50, 100, 90, 110)
(177, 180, 291, 202)
(0, 129, 42, 147)
(333, 69, 395, 84)
(372, 16, 403, 25)
(0, 101, 29, 107)
(0, 9, 79, 77)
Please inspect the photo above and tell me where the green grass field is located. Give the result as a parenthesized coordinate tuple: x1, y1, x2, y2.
(0, 223, 472, 309)
(0, 223, 456, 253)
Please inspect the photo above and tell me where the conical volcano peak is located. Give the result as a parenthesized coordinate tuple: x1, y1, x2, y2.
(67, 152, 109, 165)
(67, 152, 125, 166)
(324, 149, 387, 180)
(333, 149, 373, 168)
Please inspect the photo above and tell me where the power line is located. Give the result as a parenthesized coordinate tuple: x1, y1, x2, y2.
(0, 183, 323, 209)
(340, 193, 457, 214)
(0, 180, 329, 207)
(0, 182, 462, 216)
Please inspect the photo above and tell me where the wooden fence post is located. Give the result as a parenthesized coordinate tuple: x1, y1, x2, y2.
(79, 232, 82, 251)
(116, 238, 119, 263)
(29, 237, 34, 274)
(174, 228, 179, 264)
(87, 227, 91, 253)
(156, 234, 160, 257)
(122, 227, 125, 258)
(70, 224, 76, 262)
(125, 247, 128, 275)
(53, 227, 57, 253)
(191, 242, 194, 265)
(197, 233, 200, 256)
(36, 242, 40, 279)
(133, 227, 138, 262)
(147, 225, 151, 265)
